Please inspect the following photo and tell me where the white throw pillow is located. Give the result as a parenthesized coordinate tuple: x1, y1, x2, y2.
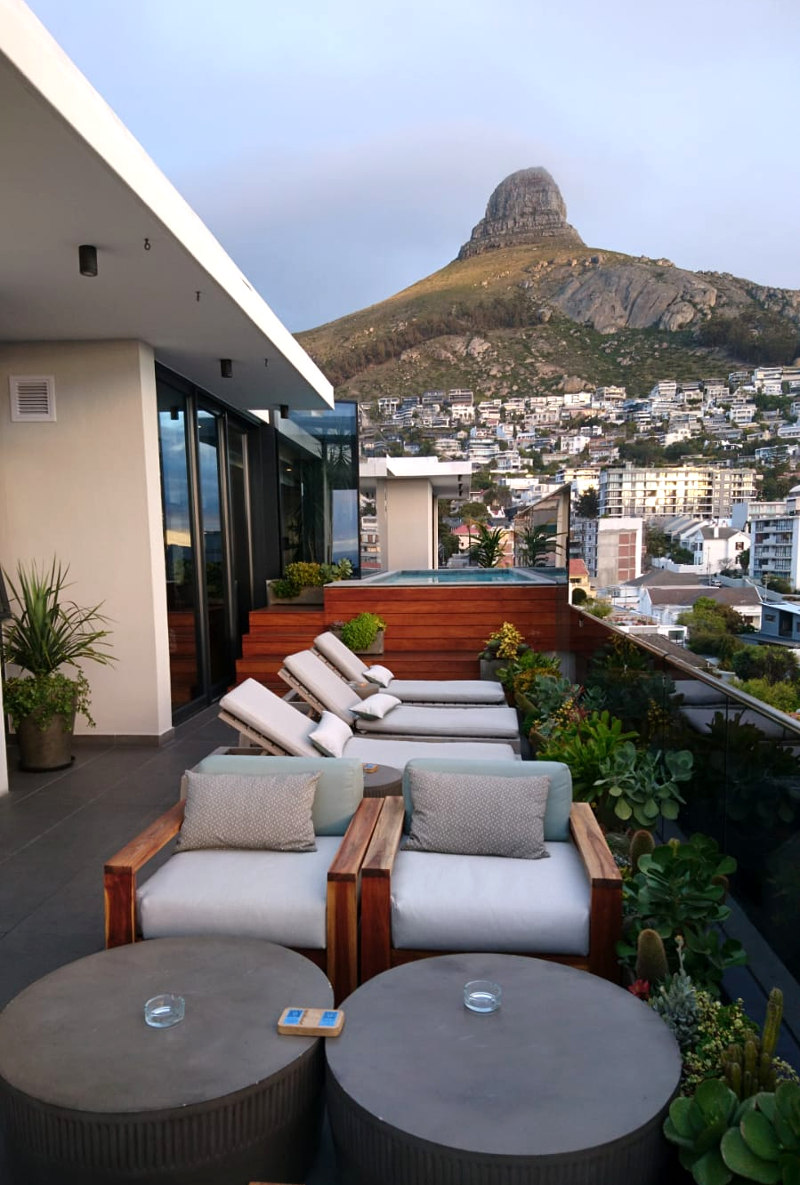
(364, 664, 395, 688)
(309, 711, 353, 758)
(351, 692, 402, 720)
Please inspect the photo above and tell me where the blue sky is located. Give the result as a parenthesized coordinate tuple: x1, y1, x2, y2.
(27, 0, 800, 332)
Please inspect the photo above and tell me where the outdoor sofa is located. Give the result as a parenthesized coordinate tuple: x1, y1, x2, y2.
(360, 757, 623, 984)
(104, 756, 383, 1002)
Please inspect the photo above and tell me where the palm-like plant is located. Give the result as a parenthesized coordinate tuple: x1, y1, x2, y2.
(2, 559, 114, 729)
(468, 523, 506, 568)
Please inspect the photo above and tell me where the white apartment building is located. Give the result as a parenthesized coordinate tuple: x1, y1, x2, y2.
(448, 389, 474, 405)
(748, 489, 800, 588)
(594, 385, 627, 403)
(599, 466, 758, 519)
(377, 397, 399, 415)
(650, 380, 678, 399)
(729, 404, 756, 425)
(450, 403, 475, 423)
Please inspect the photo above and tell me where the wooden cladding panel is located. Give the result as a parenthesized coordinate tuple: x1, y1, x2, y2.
(235, 582, 570, 688)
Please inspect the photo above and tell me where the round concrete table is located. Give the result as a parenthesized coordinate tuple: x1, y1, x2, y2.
(326, 954, 681, 1185)
(361, 763, 403, 798)
(0, 937, 332, 1185)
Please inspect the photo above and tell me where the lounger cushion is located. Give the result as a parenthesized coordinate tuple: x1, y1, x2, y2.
(351, 692, 402, 720)
(342, 738, 520, 764)
(309, 711, 353, 759)
(390, 843, 590, 955)
(364, 664, 395, 688)
(283, 650, 360, 721)
(176, 771, 318, 852)
(384, 679, 506, 705)
(137, 840, 342, 949)
(219, 679, 318, 756)
(313, 632, 369, 681)
(404, 769, 550, 860)
(354, 704, 519, 739)
(674, 679, 728, 706)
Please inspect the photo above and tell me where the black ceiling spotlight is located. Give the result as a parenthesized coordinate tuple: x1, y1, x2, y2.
(279, 404, 289, 419)
(78, 244, 98, 277)
(220, 358, 232, 378)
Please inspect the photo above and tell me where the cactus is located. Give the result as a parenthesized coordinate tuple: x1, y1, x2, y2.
(629, 829, 655, 871)
(723, 989, 784, 1100)
(635, 928, 669, 985)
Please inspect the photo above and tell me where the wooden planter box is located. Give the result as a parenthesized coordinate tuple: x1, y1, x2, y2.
(331, 628, 385, 656)
(266, 583, 325, 607)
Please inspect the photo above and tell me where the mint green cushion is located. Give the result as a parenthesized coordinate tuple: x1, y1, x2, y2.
(191, 755, 363, 836)
(401, 758, 572, 842)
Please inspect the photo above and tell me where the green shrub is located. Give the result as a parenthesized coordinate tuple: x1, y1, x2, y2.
(729, 677, 800, 714)
(338, 612, 386, 652)
(537, 710, 637, 799)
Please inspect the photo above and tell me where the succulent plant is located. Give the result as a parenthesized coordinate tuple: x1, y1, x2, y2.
(651, 939, 700, 1054)
(664, 1077, 750, 1184)
(721, 1082, 800, 1183)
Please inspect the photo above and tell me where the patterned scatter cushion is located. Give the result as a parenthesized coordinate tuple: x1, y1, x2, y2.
(309, 711, 353, 758)
(364, 664, 394, 688)
(351, 692, 402, 720)
(404, 770, 550, 860)
(176, 771, 318, 852)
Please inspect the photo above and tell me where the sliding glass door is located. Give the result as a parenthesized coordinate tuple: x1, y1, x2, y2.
(157, 380, 255, 718)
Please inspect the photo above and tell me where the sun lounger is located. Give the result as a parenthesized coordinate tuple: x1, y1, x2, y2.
(313, 631, 507, 705)
(279, 650, 520, 748)
(218, 679, 520, 765)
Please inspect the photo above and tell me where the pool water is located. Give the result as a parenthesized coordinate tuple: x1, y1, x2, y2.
(361, 568, 557, 585)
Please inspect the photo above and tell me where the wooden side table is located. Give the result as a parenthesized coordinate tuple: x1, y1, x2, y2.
(361, 763, 403, 797)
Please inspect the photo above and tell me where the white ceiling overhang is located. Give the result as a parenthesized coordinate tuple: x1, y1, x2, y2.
(0, 0, 333, 414)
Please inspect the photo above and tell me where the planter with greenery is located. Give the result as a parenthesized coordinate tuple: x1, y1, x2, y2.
(2, 560, 115, 771)
(478, 621, 529, 681)
(332, 612, 386, 654)
(266, 559, 352, 605)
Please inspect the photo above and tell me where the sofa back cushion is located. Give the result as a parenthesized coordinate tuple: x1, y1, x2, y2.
(402, 757, 572, 841)
(191, 755, 364, 836)
(176, 771, 318, 852)
(404, 768, 550, 860)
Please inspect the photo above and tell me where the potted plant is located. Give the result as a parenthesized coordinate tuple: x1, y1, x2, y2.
(478, 622, 529, 681)
(332, 612, 386, 655)
(266, 560, 352, 606)
(1, 560, 115, 771)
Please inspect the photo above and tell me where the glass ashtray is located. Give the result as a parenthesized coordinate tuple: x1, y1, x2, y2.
(464, 980, 502, 1013)
(144, 993, 185, 1028)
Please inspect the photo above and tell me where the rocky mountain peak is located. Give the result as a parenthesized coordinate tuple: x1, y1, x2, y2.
(458, 167, 584, 260)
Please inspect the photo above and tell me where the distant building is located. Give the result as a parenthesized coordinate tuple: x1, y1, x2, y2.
(573, 516, 643, 589)
(598, 466, 757, 519)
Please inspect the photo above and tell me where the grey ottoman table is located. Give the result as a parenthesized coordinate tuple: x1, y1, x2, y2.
(0, 937, 332, 1185)
(326, 954, 682, 1185)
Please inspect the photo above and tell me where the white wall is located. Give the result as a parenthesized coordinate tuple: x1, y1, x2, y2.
(0, 340, 172, 744)
(384, 479, 435, 569)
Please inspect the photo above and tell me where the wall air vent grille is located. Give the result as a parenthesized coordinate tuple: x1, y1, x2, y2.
(9, 376, 56, 422)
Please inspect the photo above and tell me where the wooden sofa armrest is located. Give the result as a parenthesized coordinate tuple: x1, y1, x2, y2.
(360, 796, 405, 982)
(326, 798, 383, 1003)
(104, 800, 186, 949)
(569, 802, 623, 982)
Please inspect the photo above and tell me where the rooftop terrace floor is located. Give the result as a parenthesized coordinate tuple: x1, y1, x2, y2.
(0, 706, 797, 1182)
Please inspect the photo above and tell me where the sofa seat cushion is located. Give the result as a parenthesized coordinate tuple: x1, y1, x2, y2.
(136, 837, 342, 950)
(390, 842, 590, 956)
(385, 679, 506, 704)
(354, 704, 519, 739)
(343, 738, 520, 764)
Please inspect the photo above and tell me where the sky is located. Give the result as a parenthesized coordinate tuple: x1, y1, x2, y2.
(26, 0, 800, 333)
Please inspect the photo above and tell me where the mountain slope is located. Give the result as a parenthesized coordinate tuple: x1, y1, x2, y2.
(298, 169, 800, 401)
